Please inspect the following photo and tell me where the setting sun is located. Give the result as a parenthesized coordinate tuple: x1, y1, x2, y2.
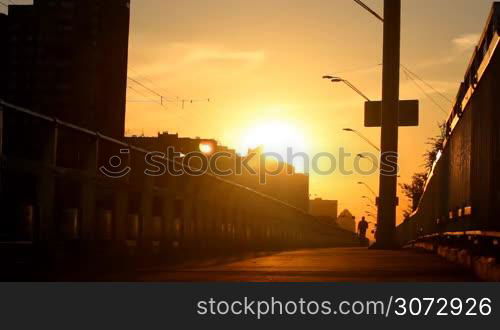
(238, 120, 308, 172)
(240, 120, 308, 155)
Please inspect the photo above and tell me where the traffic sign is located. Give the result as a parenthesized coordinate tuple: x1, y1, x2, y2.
(364, 100, 419, 127)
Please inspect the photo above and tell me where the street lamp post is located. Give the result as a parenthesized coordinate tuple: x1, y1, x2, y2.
(362, 195, 376, 206)
(322, 76, 371, 102)
(322, 76, 381, 153)
(357, 181, 377, 198)
(357, 153, 378, 167)
(325, 0, 402, 249)
(343, 128, 380, 152)
(375, 0, 401, 249)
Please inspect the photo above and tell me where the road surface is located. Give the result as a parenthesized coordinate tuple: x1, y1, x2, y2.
(126, 248, 476, 282)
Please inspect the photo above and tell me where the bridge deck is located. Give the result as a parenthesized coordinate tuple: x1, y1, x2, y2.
(127, 248, 476, 282)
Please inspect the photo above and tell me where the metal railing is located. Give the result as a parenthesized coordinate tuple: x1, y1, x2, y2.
(0, 98, 360, 265)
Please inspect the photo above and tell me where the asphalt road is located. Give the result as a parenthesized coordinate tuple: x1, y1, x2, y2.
(130, 248, 476, 282)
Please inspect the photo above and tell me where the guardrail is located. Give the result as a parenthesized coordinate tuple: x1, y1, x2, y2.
(397, 3, 500, 247)
(0, 99, 360, 268)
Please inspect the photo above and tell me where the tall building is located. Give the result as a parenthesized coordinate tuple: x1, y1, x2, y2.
(309, 198, 338, 222)
(0, 13, 7, 99)
(3, 0, 131, 138)
(235, 146, 310, 211)
(127, 132, 219, 156)
(126, 131, 241, 182)
(126, 133, 310, 211)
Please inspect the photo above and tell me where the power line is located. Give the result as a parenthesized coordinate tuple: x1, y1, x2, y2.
(400, 64, 454, 104)
(402, 68, 449, 116)
(127, 85, 169, 109)
(353, 0, 453, 109)
(128, 62, 190, 109)
(349, 1, 453, 114)
(127, 76, 173, 105)
(128, 85, 155, 100)
(178, 98, 211, 109)
(332, 63, 382, 75)
(402, 69, 448, 115)
(128, 67, 173, 100)
(127, 69, 185, 109)
(126, 74, 211, 109)
(126, 100, 161, 103)
(0, 1, 8, 8)
(352, 0, 384, 22)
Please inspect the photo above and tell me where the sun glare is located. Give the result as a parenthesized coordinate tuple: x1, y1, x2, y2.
(199, 142, 214, 155)
(239, 121, 308, 171)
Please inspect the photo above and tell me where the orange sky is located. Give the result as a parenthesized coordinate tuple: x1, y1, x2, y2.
(118, 0, 495, 226)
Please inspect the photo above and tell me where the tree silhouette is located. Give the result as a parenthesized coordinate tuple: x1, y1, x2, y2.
(400, 122, 447, 219)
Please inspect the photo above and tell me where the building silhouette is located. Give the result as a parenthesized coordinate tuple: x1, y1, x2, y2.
(0, 13, 6, 99)
(239, 146, 310, 212)
(337, 209, 356, 233)
(2, 0, 130, 138)
(309, 198, 338, 224)
(0, 0, 131, 241)
(126, 132, 310, 211)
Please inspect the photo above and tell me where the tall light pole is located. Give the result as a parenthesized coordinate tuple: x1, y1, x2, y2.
(342, 128, 380, 152)
(375, 0, 401, 249)
(322, 76, 371, 102)
(357, 181, 377, 198)
(357, 153, 378, 167)
(362, 195, 376, 206)
(322, 76, 380, 152)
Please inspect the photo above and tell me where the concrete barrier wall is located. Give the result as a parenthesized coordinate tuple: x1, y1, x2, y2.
(0, 101, 360, 267)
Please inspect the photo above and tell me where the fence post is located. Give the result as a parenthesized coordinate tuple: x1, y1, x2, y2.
(0, 103, 4, 196)
(0, 103, 3, 159)
(37, 122, 58, 241)
(112, 148, 130, 255)
(161, 172, 177, 254)
(80, 136, 99, 242)
(140, 173, 154, 254)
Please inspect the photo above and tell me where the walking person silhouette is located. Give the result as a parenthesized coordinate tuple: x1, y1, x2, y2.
(358, 216, 369, 242)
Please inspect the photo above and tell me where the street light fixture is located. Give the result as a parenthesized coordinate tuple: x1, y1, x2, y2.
(342, 128, 381, 152)
(332, 0, 402, 249)
(358, 181, 378, 197)
(357, 153, 378, 167)
(352, 0, 384, 22)
(362, 195, 376, 205)
(322, 75, 372, 102)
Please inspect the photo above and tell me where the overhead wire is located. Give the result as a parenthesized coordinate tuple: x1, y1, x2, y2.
(402, 68, 449, 116)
